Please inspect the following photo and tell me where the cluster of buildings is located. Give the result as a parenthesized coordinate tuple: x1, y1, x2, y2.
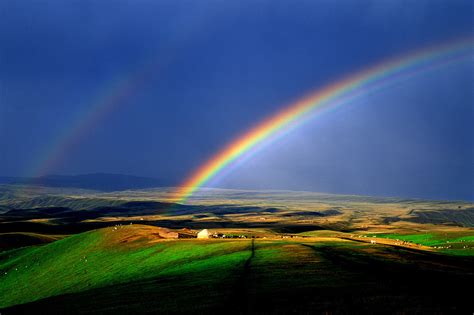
(196, 229, 247, 239)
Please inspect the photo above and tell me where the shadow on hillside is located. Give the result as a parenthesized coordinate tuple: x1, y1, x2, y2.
(0, 201, 340, 236)
(3, 240, 474, 315)
(1, 201, 283, 224)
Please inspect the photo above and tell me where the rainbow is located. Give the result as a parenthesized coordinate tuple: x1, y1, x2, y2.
(173, 37, 473, 203)
(33, 77, 142, 178)
(28, 56, 171, 179)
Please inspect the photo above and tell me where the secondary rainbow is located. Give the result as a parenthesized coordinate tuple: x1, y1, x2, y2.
(173, 37, 473, 203)
(29, 55, 172, 179)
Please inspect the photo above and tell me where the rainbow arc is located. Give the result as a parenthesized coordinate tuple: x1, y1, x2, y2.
(172, 37, 473, 203)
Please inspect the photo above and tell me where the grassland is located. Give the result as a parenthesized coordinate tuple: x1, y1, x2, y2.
(0, 185, 473, 313)
(364, 232, 474, 255)
(0, 225, 251, 309)
(1, 224, 473, 314)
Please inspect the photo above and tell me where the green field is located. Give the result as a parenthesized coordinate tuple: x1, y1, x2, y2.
(1, 186, 473, 313)
(366, 232, 474, 255)
(0, 225, 250, 308)
(1, 224, 474, 314)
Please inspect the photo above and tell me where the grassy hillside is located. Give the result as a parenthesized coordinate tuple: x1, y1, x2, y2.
(1, 187, 473, 313)
(365, 232, 474, 255)
(0, 225, 251, 309)
(1, 225, 474, 314)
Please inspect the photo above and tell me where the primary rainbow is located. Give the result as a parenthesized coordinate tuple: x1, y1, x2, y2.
(172, 37, 473, 203)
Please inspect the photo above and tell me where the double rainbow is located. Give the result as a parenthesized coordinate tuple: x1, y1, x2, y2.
(172, 37, 473, 203)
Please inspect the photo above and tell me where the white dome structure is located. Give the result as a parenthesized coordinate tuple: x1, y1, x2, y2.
(197, 229, 210, 239)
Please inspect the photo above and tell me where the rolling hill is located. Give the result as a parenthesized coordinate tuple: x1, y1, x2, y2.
(0, 186, 473, 313)
(1, 224, 474, 314)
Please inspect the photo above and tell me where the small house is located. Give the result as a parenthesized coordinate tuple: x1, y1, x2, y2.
(197, 229, 210, 239)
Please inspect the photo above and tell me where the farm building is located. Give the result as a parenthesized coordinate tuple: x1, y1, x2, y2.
(197, 229, 210, 239)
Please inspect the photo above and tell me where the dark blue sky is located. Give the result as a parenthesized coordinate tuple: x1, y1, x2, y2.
(0, 0, 473, 200)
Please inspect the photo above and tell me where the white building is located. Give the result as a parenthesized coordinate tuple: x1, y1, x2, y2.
(197, 229, 210, 239)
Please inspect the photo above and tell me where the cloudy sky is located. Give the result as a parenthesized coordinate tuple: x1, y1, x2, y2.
(0, 0, 472, 200)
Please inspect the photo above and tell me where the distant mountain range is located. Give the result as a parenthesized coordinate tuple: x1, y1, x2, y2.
(0, 173, 169, 191)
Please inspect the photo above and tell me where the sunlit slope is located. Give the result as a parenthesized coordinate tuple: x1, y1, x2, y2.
(365, 232, 474, 255)
(0, 225, 251, 309)
(1, 225, 473, 313)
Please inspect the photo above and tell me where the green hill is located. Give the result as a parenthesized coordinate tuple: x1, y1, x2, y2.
(0, 224, 251, 309)
(1, 224, 474, 314)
